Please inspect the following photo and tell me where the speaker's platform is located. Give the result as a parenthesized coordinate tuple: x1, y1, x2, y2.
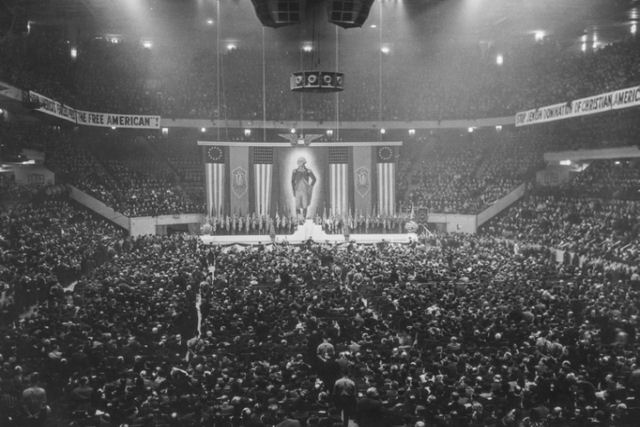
(199, 220, 417, 246)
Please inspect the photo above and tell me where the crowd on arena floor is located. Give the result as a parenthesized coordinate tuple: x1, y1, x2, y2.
(0, 189, 126, 320)
(1, 202, 639, 426)
(2, 131, 640, 426)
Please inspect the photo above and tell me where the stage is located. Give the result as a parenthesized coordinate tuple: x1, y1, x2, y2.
(199, 220, 418, 245)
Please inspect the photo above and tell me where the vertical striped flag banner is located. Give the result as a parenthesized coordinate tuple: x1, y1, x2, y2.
(329, 147, 349, 217)
(253, 147, 273, 216)
(204, 146, 226, 217)
(229, 146, 250, 215)
(376, 146, 396, 216)
(352, 146, 372, 216)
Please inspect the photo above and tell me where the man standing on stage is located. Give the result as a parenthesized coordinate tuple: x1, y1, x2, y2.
(291, 157, 316, 219)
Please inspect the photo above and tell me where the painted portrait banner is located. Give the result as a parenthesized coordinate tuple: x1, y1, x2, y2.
(274, 147, 327, 219)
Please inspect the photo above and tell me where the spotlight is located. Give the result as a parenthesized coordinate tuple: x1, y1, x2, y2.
(326, 129, 334, 136)
(70, 47, 78, 59)
(534, 31, 545, 42)
(468, 127, 474, 133)
(226, 42, 237, 51)
(302, 43, 313, 52)
(206, 18, 214, 25)
(162, 128, 169, 136)
(290, 128, 296, 134)
(380, 128, 386, 135)
(142, 40, 153, 49)
(244, 129, 251, 137)
(408, 129, 415, 136)
(380, 45, 391, 54)
(495, 125, 502, 132)
(496, 54, 504, 65)
(201, 127, 207, 133)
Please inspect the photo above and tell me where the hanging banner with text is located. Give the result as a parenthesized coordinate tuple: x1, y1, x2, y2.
(515, 85, 640, 127)
(28, 91, 77, 124)
(76, 110, 161, 129)
(27, 90, 161, 129)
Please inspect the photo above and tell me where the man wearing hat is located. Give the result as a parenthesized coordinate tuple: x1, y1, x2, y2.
(291, 157, 316, 219)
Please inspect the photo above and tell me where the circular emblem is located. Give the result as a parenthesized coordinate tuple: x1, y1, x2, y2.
(308, 74, 317, 84)
(323, 74, 332, 84)
(336, 75, 343, 85)
(378, 146, 393, 161)
(295, 75, 303, 85)
(208, 146, 223, 162)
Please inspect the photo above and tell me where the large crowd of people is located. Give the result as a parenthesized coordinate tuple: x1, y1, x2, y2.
(1, 207, 639, 426)
(398, 129, 545, 215)
(2, 9, 640, 427)
(481, 157, 640, 267)
(42, 130, 203, 217)
(1, 146, 639, 427)
(0, 187, 126, 320)
(2, 23, 640, 121)
(482, 192, 639, 265)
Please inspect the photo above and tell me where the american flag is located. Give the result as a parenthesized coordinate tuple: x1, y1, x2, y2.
(204, 146, 226, 217)
(253, 147, 273, 216)
(329, 147, 350, 216)
(376, 146, 396, 216)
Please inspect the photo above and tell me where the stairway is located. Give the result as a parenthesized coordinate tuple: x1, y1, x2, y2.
(290, 219, 330, 241)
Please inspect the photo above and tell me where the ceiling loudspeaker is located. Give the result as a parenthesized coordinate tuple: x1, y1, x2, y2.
(251, 0, 305, 28)
(290, 71, 344, 93)
(327, 0, 375, 28)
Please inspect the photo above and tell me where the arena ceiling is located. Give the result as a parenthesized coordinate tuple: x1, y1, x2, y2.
(5, 0, 640, 57)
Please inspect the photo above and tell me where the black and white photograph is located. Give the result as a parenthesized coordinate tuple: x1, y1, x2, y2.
(0, 0, 639, 426)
